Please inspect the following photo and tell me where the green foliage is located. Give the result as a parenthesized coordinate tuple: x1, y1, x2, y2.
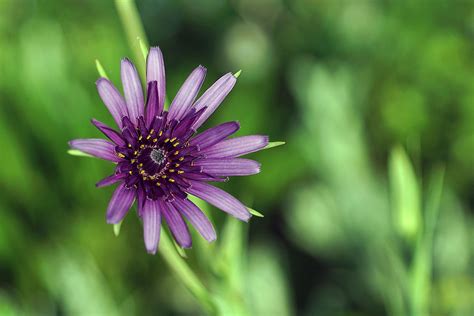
(389, 145, 421, 242)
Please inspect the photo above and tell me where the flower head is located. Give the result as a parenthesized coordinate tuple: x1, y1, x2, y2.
(69, 47, 269, 254)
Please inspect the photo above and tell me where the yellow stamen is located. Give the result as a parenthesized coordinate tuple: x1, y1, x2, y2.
(177, 170, 184, 174)
(168, 178, 175, 183)
(173, 142, 180, 147)
(156, 182, 161, 186)
(139, 135, 143, 141)
(164, 138, 170, 143)
(175, 163, 180, 167)
(117, 153, 125, 158)
(146, 135, 151, 140)
(174, 150, 179, 155)
(153, 138, 158, 143)
(140, 144, 145, 149)
(159, 131, 163, 136)
(150, 129, 155, 134)
(138, 163, 143, 167)
(179, 157, 184, 161)
(140, 170, 145, 175)
(170, 137, 177, 142)
(169, 169, 175, 173)
(133, 151, 138, 156)
(161, 175, 167, 179)
(128, 144, 132, 148)
(129, 171, 133, 175)
(131, 159, 136, 163)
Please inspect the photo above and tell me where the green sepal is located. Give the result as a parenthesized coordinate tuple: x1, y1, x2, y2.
(67, 149, 93, 158)
(113, 221, 122, 237)
(248, 207, 264, 218)
(234, 70, 242, 78)
(264, 141, 285, 150)
(95, 59, 109, 79)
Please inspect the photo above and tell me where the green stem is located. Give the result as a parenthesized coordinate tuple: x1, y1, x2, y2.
(410, 166, 444, 316)
(160, 231, 216, 314)
(114, 0, 148, 82)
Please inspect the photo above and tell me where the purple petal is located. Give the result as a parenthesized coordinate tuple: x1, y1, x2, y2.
(121, 58, 144, 124)
(136, 185, 146, 217)
(200, 135, 269, 158)
(181, 172, 228, 182)
(96, 173, 126, 187)
(142, 199, 162, 254)
(192, 73, 237, 130)
(171, 107, 206, 139)
(96, 78, 129, 128)
(172, 198, 216, 242)
(162, 202, 192, 248)
(146, 47, 166, 113)
(168, 66, 207, 121)
(194, 158, 260, 176)
(106, 183, 135, 224)
(69, 139, 120, 162)
(145, 81, 159, 126)
(187, 181, 251, 221)
(189, 121, 239, 149)
(91, 119, 125, 146)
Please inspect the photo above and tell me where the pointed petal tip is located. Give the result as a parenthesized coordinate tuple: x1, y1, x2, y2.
(96, 173, 125, 188)
(121, 57, 137, 70)
(106, 204, 131, 224)
(90, 118, 101, 127)
(181, 241, 192, 249)
(149, 46, 162, 52)
(147, 47, 163, 61)
(106, 216, 119, 225)
(240, 213, 252, 222)
(95, 77, 108, 85)
(146, 247, 157, 255)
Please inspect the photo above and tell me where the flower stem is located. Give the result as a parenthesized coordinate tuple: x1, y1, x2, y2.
(160, 231, 216, 314)
(114, 0, 148, 82)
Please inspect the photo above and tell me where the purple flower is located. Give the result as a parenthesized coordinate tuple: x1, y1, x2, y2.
(69, 47, 269, 254)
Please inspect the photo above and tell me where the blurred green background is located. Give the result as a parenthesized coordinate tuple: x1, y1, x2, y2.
(0, 0, 473, 315)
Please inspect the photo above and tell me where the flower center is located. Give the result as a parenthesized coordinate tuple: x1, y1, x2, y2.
(150, 148, 166, 165)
